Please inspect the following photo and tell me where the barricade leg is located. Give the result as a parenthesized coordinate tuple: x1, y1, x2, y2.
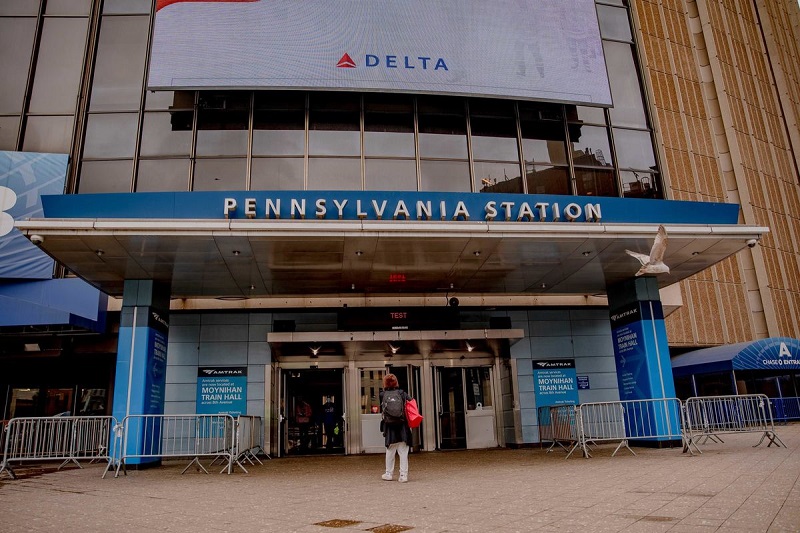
(611, 439, 635, 457)
(0, 461, 17, 480)
(181, 456, 209, 474)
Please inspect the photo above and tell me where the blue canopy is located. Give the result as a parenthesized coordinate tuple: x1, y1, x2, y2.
(671, 337, 800, 376)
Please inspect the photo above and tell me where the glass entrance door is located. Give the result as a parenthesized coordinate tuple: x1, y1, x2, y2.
(435, 366, 497, 449)
(281, 368, 345, 456)
(436, 368, 467, 449)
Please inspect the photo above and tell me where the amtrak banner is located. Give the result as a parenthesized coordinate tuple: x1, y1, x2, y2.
(197, 367, 248, 417)
(532, 359, 578, 406)
(610, 300, 679, 441)
(149, 0, 612, 106)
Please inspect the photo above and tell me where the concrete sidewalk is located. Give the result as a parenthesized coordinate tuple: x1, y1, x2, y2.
(1, 424, 799, 533)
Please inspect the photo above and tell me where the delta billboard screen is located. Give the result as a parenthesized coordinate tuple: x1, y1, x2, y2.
(149, 0, 612, 106)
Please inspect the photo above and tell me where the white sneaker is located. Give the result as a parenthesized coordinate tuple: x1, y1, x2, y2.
(398, 474, 408, 483)
(381, 473, 393, 481)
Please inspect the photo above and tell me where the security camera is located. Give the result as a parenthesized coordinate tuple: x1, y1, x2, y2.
(29, 234, 44, 246)
(746, 239, 758, 248)
(449, 297, 460, 307)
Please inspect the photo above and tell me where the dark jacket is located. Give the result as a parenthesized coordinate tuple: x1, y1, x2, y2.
(379, 388, 413, 448)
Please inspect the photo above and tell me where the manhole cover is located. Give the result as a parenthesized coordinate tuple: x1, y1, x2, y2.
(314, 519, 363, 528)
(367, 525, 414, 533)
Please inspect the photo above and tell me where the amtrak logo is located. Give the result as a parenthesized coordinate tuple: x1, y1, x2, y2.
(337, 52, 449, 71)
(0, 185, 18, 237)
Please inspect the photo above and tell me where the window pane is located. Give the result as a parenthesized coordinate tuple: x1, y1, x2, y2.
(196, 92, 248, 156)
(418, 133, 468, 159)
(254, 130, 305, 156)
(103, 0, 151, 14)
(196, 130, 248, 157)
(567, 105, 606, 125)
(78, 160, 133, 193)
(604, 41, 647, 128)
(570, 125, 612, 167)
(23, 115, 74, 153)
(29, 18, 88, 114)
(308, 158, 361, 190)
(420, 160, 470, 192)
(0, 1, 40, 15)
(364, 94, 414, 157)
(145, 90, 194, 111)
(0, 116, 19, 150)
(519, 103, 567, 165)
(251, 158, 304, 190)
(0, 18, 36, 113)
(597, 5, 632, 41)
(526, 165, 570, 195)
(522, 139, 567, 166)
(364, 132, 414, 157)
(365, 159, 417, 191)
(308, 92, 359, 156)
(83, 113, 139, 158)
(620, 171, 661, 199)
(46, 0, 90, 15)
(474, 162, 522, 193)
(613, 128, 656, 170)
(470, 99, 518, 161)
(89, 16, 148, 111)
(418, 95, 467, 158)
(574, 167, 617, 197)
(253, 91, 305, 156)
(136, 159, 190, 192)
(140, 112, 192, 156)
(309, 130, 360, 157)
(193, 158, 247, 191)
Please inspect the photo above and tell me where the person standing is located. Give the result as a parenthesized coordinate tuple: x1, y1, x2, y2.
(322, 396, 338, 448)
(380, 373, 412, 483)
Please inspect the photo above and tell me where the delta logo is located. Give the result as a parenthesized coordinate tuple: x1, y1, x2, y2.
(337, 53, 449, 71)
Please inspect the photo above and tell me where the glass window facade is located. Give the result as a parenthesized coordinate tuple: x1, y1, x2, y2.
(0, 1, 662, 199)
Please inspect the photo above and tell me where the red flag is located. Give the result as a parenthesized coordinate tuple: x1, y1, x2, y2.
(157, 0, 259, 11)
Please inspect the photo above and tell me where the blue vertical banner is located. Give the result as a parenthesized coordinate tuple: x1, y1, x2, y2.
(610, 300, 679, 441)
(196, 367, 247, 417)
(532, 360, 579, 406)
(112, 303, 170, 465)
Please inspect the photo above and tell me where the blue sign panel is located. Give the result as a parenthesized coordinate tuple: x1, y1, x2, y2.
(197, 367, 248, 417)
(0, 151, 67, 279)
(41, 190, 741, 225)
(577, 376, 590, 390)
(610, 301, 679, 441)
(532, 359, 579, 406)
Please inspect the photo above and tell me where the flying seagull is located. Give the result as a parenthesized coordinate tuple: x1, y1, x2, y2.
(626, 225, 669, 276)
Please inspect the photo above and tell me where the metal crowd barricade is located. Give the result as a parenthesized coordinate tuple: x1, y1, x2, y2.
(109, 414, 240, 478)
(768, 397, 800, 424)
(575, 398, 687, 458)
(235, 415, 268, 464)
(0, 416, 116, 479)
(683, 394, 784, 451)
(537, 405, 580, 456)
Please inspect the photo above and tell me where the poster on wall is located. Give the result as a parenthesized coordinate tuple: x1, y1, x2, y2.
(149, 0, 612, 106)
(197, 367, 248, 417)
(532, 359, 578, 406)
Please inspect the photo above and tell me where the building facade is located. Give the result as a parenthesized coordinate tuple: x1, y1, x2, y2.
(1, 0, 798, 456)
